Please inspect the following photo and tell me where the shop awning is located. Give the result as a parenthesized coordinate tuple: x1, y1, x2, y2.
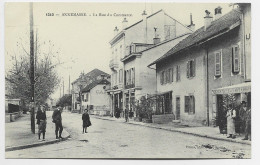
(212, 82, 251, 95)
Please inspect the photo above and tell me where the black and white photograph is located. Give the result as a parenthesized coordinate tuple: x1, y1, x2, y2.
(1, 0, 258, 162)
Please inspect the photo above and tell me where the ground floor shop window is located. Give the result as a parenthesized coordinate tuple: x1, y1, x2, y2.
(156, 92, 172, 114)
(184, 95, 195, 114)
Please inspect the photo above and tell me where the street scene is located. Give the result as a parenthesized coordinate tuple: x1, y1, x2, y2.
(4, 2, 252, 159)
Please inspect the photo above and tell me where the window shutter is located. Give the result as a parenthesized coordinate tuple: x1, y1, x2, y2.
(215, 52, 221, 76)
(171, 68, 174, 82)
(184, 96, 189, 113)
(133, 68, 135, 85)
(192, 59, 196, 77)
(124, 71, 126, 86)
(187, 61, 190, 78)
(160, 71, 163, 85)
(176, 65, 180, 81)
(232, 45, 240, 73)
(164, 71, 167, 84)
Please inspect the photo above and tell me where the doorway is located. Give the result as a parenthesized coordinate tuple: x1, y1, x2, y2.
(176, 97, 180, 120)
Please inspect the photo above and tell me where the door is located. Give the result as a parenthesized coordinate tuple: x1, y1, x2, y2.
(176, 97, 180, 120)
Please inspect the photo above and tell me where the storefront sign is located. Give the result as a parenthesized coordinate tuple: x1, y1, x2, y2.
(212, 85, 251, 94)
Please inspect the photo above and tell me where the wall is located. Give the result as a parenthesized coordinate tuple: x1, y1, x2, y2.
(110, 34, 125, 89)
(89, 85, 110, 108)
(243, 5, 251, 80)
(139, 34, 190, 98)
(207, 27, 245, 124)
(156, 48, 207, 126)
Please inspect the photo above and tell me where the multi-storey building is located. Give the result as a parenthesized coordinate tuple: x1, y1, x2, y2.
(107, 9, 193, 116)
(71, 69, 109, 113)
(149, 5, 251, 126)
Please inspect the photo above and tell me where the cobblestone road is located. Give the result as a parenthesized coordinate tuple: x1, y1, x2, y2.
(5, 112, 251, 159)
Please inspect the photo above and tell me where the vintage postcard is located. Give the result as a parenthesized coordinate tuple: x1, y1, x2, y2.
(3, 1, 252, 159)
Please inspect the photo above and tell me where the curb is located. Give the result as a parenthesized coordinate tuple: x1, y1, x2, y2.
(5, 133, 71, 152)
(93, 116, 251, 146)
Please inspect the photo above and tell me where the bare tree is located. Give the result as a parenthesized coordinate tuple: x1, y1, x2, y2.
(6, 36, 62, 105)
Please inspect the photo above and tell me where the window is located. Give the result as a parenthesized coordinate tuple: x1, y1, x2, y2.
(160, 71, 164, 85)
(187, 59, 196, 78)
(86, 93, 89, 102)
(131, 68, 135, 85)
(184, 95, 195, 114)
(170, 68, 174, 82)
(215, 51, 222, 77)
(119, 69, 123, 83)
(166, 69, 170, 83)
(124, 70, 127, 86)
(164, 25, 176, 40)
(82, 94, 84, 102)
(232, 45, 240, 73)
(130, 44, 135, 54)
(120, 45, 122, 59)
(176, 65, 181, 81)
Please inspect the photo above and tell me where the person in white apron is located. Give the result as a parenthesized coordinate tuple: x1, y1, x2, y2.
(226, 105, 236, 139)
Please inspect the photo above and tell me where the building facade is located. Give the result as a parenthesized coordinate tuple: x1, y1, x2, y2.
(149, 5, 251, 126)
(71, 69, 109, 113)
(81, 79, 110, 115)
(107, 9, 193, 116)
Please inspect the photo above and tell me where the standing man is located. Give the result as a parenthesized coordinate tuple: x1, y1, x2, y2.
(52, 107, 63, 139)
(125, 108, 129, 122)
(243, 105, 251, 141)
(36, 105, 47, 141)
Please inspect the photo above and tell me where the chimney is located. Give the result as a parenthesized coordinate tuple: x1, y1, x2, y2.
(142, 10, 148, 43)
(215, 6, 222, 20)
(153, 27, 160, 44)
(114, 26, 119, 36)
(122, 18, 128, 30)
(187, 13, 195, 31)
(204, 10, 213, 31)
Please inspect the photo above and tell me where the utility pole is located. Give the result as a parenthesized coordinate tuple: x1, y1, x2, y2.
(69, 75, 70, 94)
(63, 80, 64, 96)
(29, 2, 35, 134)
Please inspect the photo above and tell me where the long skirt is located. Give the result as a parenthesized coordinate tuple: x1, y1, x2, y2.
(38, 120, 46, 133)
(227, 116, 235, 135)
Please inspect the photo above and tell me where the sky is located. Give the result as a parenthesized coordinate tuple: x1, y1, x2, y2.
(5, 2, 233, 100)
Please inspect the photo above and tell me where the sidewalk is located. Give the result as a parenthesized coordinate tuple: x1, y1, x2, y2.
(92, 115, 251, 145)
(5, 111, 70, 152)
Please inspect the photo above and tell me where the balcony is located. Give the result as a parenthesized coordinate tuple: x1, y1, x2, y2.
(109, 59, 119, 70)
(122, 43, 154, 62)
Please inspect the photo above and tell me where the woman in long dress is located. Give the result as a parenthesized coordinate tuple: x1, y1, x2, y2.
(226, 105, 236, 139)
(82, 109, 91, 133)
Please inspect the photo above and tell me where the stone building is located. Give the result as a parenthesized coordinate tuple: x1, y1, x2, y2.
(107, 9, 193, 116)
(71, 69, 109, 113)
(149, 5, 251, 126)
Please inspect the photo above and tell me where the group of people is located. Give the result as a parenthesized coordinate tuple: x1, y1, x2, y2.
(36, 105, 64, 141)
(36, 106, 92, 141)
(114, 107, 134, 122)
(226, 101, 251, 140)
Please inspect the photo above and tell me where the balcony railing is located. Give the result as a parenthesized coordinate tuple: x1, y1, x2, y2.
(109, 59, 119, 69)
(125, 43, 153, 57)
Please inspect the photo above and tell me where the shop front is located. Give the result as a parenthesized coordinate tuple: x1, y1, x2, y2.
(212, 82, 251, 134)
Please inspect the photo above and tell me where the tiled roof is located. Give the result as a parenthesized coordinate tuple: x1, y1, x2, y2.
(72, 69, 109, 84)
(81, 79, 110, 93)
(148, 9, 241, 66)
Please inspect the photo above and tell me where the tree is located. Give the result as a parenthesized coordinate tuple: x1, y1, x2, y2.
(5, 37, 61, 106)
(56, 94, 72, 108)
